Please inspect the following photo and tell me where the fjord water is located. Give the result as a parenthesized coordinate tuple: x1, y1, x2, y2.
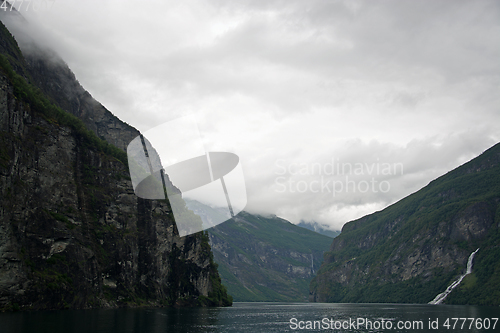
(1, 302, 499, 332)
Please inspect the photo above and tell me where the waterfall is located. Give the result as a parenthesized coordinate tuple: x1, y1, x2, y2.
(429, 248, 479, 305)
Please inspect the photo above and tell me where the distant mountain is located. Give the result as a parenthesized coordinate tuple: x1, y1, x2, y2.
(204, 211, 332, 302)
(310, 142, 500, 306)
(297, 221, 340, 239)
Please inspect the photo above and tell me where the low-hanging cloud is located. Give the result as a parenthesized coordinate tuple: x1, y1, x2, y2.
(5, 0, 500, 230)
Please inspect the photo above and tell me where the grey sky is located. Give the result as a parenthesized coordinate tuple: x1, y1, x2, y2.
(11, 0, 500, 229)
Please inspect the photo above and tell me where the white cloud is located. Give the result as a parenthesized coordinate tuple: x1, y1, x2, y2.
(8, 0, 500, 229)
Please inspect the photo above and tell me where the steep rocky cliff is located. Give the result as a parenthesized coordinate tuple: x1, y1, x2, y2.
(205, 211, 332, 302)
(0, 18, 231, 310)
(310, 142, 500, 305)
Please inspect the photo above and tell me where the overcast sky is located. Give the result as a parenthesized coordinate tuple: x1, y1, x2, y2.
(12, 0, 500, 230)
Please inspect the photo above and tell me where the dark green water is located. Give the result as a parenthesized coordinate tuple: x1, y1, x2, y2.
(1, 302, 499, 332)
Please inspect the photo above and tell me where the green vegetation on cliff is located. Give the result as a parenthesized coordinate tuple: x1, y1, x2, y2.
(0, 53, 127, 165)
(310, 143, 500, 305)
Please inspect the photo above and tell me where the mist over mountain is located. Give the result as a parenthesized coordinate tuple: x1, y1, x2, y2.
(0, 5, 138, 151)
(4, 0, 498, 231)
(297, 221, 340, 239)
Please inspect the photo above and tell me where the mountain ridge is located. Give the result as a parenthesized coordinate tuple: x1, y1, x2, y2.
(310, 142, 500, 305)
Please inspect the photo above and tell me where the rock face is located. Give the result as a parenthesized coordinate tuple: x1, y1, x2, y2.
(206, 211, 332, 302)
(310, 143, 500, 305)
(0, 18, 231, 310)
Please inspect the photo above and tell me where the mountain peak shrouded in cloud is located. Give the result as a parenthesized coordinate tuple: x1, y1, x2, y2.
(5, 0, 499, 230)
(297, 221, 340, 239)
(1, 2, 141, 152)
